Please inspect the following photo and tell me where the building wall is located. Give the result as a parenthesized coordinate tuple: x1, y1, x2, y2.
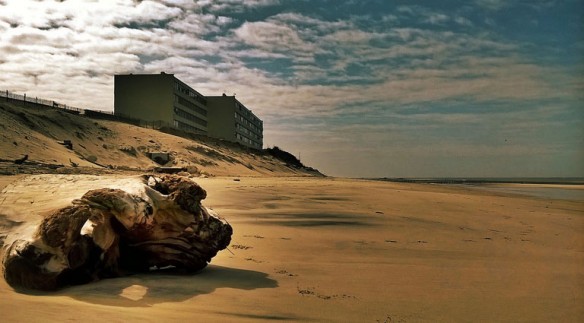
(114, 74, 263, 149)
(206, 96, 236, 141)
(114, 74, 174, 123)
(114, 73, 209, 134)
(207, 96, 263, 149)
(234, 100, 263, 149)
(172, 78, 208, 134)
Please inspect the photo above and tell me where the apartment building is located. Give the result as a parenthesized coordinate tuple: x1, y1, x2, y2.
(114, 73, 263, 149)
(207, 95, 263, 149)
(114, 73, 208, 134)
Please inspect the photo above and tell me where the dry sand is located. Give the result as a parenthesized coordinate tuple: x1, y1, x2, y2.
(1, 175, 583, 322)
(0, 102, 318, 177)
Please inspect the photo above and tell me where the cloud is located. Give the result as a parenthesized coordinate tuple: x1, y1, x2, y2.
(167, 13, 235, 36)
(475, 0, 508, 11)
(234, 21, 312, 53)
(424, 13, 450, 25)
(198, 0, 280, 13)
(161, 0, 200, 10)
(0, 1, 566, 113)
(474, 0, 561, 11)
(268, 12, 352, 33)
(454, 16, 473, 26)
(395, 5, 469, 27)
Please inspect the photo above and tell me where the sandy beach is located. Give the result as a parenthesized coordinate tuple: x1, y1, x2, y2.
(1, 0, 582, 321)
(0, 175, 582, 322)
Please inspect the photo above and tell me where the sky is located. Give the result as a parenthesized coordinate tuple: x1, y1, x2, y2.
(1, 0, 583, 178)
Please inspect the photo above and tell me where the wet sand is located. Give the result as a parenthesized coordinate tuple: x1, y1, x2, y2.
(467, 183, 584, 201)
(1, 175, 583, 322)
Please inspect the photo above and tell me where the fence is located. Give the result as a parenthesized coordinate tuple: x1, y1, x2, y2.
(1, 89, 207, 136)
(1, 89, 85, 114)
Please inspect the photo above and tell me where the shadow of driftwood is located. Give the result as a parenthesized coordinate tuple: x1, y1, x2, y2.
(249, 212, 377, 227)
(57, 265, 278, 307)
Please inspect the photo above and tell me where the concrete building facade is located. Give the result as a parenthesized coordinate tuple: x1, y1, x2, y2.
(207, 96, 263, 149)
(114, 73, 263, 149)
(114, 73, 208, 134)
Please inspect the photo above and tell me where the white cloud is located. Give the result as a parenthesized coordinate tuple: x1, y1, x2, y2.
(424, 13, 450, 25)
(454, 16, 473, 26)
(322, 29, 378, 44)
(475, 0, 559, 11)
(161, 0, 200, 10)
(168, 13, 234, 35)
(199, 0, 280, 13)
(475, 0, 508, 11)
(0, 1, 564, 116)
(234, 21, 313, 53)
(269, 12, 351, 33)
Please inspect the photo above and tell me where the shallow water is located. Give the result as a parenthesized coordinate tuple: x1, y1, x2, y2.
(471, 186, 584, 201)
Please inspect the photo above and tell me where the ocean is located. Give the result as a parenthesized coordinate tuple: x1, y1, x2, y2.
(468, 185, 584, 201)
(377, 177, 584, 201)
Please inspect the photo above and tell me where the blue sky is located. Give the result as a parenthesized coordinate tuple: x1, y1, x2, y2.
(1, 0, 582, 177)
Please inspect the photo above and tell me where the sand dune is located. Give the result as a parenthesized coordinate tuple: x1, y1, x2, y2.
(0, 101, 320, 177)
(1, 175, 582, 322)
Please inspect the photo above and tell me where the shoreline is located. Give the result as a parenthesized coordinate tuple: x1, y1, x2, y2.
(375, 177, 584, 185)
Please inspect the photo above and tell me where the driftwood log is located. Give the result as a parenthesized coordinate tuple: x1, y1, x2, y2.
(2, 174, 232, 291)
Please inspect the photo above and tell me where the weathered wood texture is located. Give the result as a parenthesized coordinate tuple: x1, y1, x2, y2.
(2, 174, 232, 291)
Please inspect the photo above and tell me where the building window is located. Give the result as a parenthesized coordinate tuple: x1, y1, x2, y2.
(175, 120, 205, 133)
(174, 107, 207, 126)
(176, 95, 207, 116)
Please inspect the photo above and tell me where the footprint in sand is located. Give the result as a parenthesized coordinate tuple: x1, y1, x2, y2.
(274, 269, 297, 277)
(231, 244, 253, 250)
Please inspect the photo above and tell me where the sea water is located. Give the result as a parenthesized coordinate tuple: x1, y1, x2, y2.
(378, 178, 584, 201)
(470, 185, 584, 201)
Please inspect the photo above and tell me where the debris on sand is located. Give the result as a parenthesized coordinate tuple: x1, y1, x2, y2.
(58, 140, 73, 150)
(13, 155, 28, 165)
(1, 174, 232, 291)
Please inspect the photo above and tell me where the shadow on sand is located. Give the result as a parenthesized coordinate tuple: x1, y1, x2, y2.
(55, 265, 278, 307)
(249, 212, 377, 227)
